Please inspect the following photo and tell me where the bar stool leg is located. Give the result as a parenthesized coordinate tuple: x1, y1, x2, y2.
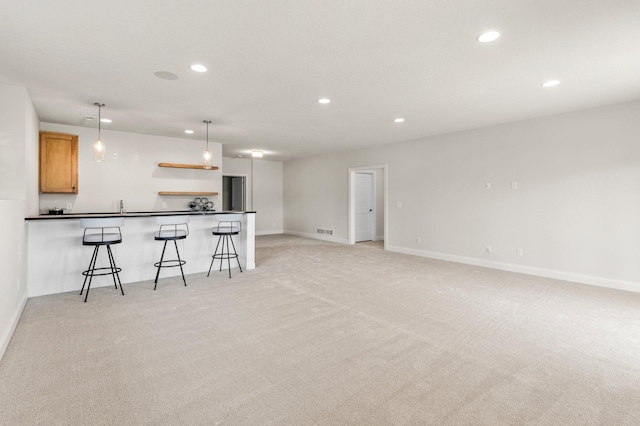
(154, 240, 168, 290)
(225, 235, 232, 278)
(82, 246, 101, 302)
(207, 235, 223, 277)
(219, 235, 225, 273)
(81, 245, 99, 296)
(174, 240, 186, 286)
(107, 245, 124, 296)
(106, 245, 118, 289)
(228, 235, 243, 273)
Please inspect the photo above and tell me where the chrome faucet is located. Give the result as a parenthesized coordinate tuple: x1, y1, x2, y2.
(119, 200, 125, 215)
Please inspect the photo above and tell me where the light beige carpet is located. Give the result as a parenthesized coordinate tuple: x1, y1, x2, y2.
(1, 234, 640, 425)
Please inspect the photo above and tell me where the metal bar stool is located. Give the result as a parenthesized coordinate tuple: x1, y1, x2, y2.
(207, 214, 243, 278)
(153, 215, 189, 289)
(80, 218, 125, 302)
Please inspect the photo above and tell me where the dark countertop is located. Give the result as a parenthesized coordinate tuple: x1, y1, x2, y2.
(25, 210, 256, 221)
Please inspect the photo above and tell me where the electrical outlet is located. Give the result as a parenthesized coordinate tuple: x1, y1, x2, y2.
(485, 182, 491, 190)
(517, 248, 523, 256)
(112, 153, 118, 159)
(397, 201, 402, 208)
(416, 236, 421, 244)
(133, 154, 139, 161)
(512, 181, 518, 190)
(162, 202, 167, 209)
(485, 245, 492, 253)
(65, 203, 72, 210)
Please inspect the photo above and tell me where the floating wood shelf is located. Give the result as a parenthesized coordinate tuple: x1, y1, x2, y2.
(158, 191, 219, 196)
(158, 163, 219, 170)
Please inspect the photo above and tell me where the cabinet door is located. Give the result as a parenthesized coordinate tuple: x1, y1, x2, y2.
(39, 132, 78, 193)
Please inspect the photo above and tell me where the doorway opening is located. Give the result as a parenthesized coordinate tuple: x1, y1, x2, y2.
(222, 176, 246, 211)
(348, 165, 388, 249)
(354, 171, 376, 242)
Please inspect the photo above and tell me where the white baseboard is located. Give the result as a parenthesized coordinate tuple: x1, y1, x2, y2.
(284, 230, 350, 244)
(256, 230, 284, 236)
(386, 245, 640, 294)
(0, 292, 28, 361)
(374, 235, 384, 242)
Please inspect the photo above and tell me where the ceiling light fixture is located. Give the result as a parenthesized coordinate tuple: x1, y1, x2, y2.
(476, 31, 501, 43)
(93, 102, 106, 162)
(100, 118, 112, 123)
(542, 80, 560, 87)
(394, 118, 405, 123)
(318, 98, 331, 104)
(252, 151, 264, 158)
(184, 130, 194, 134)
(203, 120, 212, 169)
(190, 64, 207, 72)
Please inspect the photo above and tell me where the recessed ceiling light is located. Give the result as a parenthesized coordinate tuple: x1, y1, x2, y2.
(542, 80, 560, 87)
(100, 118, 112, 123)
(476, 31, 501, 43)
(184, 130, 194, 134)
(236, 155, 243, 158)
(190, 64, 207, 72)
(394, 118, 405, 123)
(252, 151, 264, 158)
(318, 98, 331, 104)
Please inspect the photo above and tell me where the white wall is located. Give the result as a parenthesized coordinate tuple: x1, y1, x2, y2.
(253, 159, 283, 235)
(39, 123, 222, 214)
(284, 100, 640, 292)
(222, 157, 283, 235)
(0, 82, 39, 359)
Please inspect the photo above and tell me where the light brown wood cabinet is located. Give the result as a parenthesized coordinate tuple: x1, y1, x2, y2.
(39, 131, 78, 193)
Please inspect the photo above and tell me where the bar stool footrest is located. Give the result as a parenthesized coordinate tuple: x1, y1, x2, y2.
(154, 259, 187, 268)
(212, 253, 239, 261)
(82, 267, 122, 277)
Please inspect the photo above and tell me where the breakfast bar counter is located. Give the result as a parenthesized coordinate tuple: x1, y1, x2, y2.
(25, 211, 256, 297)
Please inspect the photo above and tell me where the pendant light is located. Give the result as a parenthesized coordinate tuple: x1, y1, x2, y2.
(93, 102, 106, 162)
(203, 120, 212, 169)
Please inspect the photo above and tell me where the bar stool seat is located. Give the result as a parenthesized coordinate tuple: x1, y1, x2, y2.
(80, 218, 125, 302)
(153, 215, 189, 290)
(207, 214, 243, 278)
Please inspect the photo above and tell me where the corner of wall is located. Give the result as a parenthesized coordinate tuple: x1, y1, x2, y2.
(0, 293, 28, 360)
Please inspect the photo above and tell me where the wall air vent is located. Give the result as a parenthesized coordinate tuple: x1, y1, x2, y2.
(316, 228, 334, 236)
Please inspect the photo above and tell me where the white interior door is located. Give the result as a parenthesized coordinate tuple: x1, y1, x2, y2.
(355, 172, 375, 242)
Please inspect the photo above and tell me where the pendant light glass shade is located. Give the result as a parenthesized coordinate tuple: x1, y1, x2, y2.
(93, 138, 105, 162)
(203, 120, 212, 169)
(93, 103, 106, 162)
(203, 149, 212, 168)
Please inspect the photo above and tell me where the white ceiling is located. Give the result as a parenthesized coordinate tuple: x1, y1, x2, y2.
(1, 1, 639, 162)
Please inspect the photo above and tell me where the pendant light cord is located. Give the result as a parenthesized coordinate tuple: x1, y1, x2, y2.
(94, 102, 105, 139)
(203, 120, 211, 150)
(206, 121, 209, 150)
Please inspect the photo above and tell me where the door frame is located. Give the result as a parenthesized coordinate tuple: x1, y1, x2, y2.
(348, 164, 388, 248)
(354, 171, 376, 243)
(222, 174, 249, 211)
